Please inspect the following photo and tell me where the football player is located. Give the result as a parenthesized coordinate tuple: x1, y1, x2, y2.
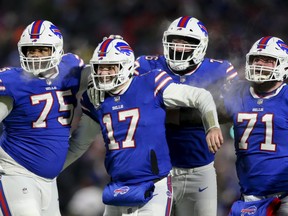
(65, 37, 223, 216)
(134, 16, 238, 216)
(0, 20, 89, 215)
(224, 36, 288, 215)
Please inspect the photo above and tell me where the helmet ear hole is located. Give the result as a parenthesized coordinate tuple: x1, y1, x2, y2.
(21, 47, 28, 56)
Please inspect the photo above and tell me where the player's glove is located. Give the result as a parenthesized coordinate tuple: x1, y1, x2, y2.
(87, 75, 105, 107)
(103, 34, 124, 41)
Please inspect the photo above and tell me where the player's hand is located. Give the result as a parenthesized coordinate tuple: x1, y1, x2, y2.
(87, 75, 104, 108)
(206, 127, 224, 154)
(103, 35, 123, 41)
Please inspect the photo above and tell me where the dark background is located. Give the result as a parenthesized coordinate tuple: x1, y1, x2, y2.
(0, 0, 287, 215)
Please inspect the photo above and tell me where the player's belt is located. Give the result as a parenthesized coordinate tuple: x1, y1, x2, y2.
(170, 162, 214, 176)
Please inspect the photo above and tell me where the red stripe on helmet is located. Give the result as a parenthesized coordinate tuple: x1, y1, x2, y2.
(177, 16, 192, 27)
(99, 38, 113, 57)
(30, 20, 44, 39)
(257, 36, 272, 49)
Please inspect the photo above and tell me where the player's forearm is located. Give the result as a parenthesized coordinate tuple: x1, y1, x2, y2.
(63, 113, 100, 170)
(163, 83, 220, 132)
(0, 96, 13, 122)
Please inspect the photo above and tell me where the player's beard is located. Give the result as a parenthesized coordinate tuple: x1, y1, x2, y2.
(252, 81, 282, 94)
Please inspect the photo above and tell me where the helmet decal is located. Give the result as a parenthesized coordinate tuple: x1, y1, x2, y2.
(177, 16, 192, 27)
(277, 40, 288, 53)
(197, 21, 208, 37)
(257, 36, 272, 49)
(30, 20, 44, 39)
(50, 24, 62, 39)
(98, 38, 113, 57)
(115, 42, 133, 56)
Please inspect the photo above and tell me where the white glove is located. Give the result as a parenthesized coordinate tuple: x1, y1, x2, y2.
(103, 34, 124, 41)
(87, 75, 105, 107)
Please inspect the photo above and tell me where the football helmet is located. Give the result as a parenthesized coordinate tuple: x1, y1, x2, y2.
(163, 16, 209, 71)
(18, 20, 64, 76)
(245, 36, 288, 83)
(90, 38, 135, 91)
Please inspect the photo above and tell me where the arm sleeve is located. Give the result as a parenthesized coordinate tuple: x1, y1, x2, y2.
(63, 113, 101, 170)
(0, 96, 13, 122)
(77, 65, 90, 97)
(163, 83, 220, 133)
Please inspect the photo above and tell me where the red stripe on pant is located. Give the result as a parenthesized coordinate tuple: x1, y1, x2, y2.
(165, 175, 173, 216)
(0, 180, 12, 216)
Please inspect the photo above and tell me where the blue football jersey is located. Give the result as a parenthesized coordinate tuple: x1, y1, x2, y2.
(81, 69, 174, 184)
(224, 82, 288, 196)
(0, 53, 84, 179)
(135, 55, 238, 168)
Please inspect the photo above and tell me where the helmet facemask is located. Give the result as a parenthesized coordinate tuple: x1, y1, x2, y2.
(246, 55, 280, 83)
(92, 63, 131, 91)
(164, 35, 201, 71)
(20, 46, 63, 77)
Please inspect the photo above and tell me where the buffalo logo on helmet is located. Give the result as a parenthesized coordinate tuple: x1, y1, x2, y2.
(49, 24, 62, 39)
(197, 21, 208, 36)
(277, 40, 288, 53)
(115, 42, 133, 56)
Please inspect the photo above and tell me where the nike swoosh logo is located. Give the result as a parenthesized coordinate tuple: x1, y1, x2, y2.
(199, 187, 208, 192)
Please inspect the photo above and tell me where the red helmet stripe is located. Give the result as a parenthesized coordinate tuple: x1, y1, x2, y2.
(257, 36, 272, 49)
(30, 20, 44, 39)
(99, 38, 113, 57)
(177, 16, 192, 27)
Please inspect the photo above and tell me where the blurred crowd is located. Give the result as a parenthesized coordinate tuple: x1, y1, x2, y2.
(0, 0, 287, 215)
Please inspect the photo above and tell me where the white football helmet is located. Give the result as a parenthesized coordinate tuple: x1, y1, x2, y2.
(163, 16, 209, 71)
(245, 36, 288, 83)
(90, 38, 135, 91)
(18, 20, 64, 76)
